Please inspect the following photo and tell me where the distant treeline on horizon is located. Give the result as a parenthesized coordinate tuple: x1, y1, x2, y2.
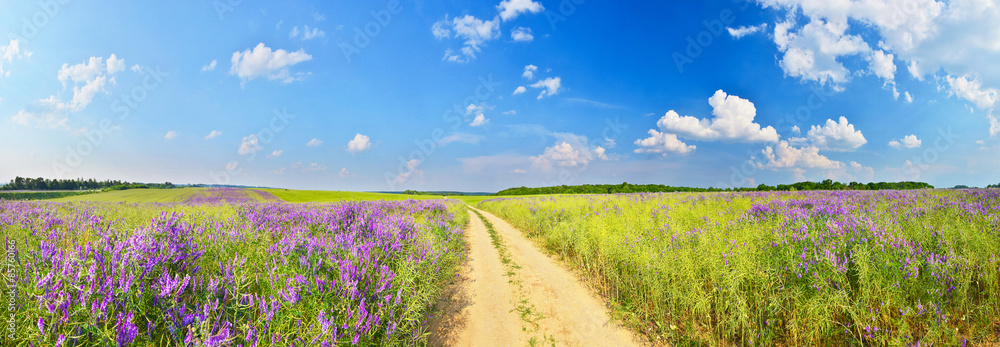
(0, 176, 177, 191)
(496, 180, 939, 196)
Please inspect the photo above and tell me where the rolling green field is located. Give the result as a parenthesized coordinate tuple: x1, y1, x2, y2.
(478, 190, 1000, 345)
(52, 187, 207, 203)
(254, 188, 443, 203)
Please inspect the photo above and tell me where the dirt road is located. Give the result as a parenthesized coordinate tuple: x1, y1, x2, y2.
(430, 208, 642, 346)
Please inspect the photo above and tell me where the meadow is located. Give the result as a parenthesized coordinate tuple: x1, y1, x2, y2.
(477, 189, 1000, 345)
(2, 196, 468, 346)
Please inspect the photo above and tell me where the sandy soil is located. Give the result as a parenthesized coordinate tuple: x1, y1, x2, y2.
(430, 208, 644, 346)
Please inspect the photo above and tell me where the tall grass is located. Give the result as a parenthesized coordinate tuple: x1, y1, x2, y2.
(479, 190, 1000, 345)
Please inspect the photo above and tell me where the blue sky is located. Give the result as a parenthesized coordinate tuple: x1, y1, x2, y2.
(1, 0, 998, 191)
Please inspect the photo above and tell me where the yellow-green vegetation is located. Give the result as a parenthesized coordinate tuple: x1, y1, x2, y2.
(52, 187, 204, 203)
(255, 188, 442, 203)
(478, 190, 1000, 345)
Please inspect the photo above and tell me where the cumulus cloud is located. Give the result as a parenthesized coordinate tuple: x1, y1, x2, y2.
(888, 134, 922, 149)
(466, 103, 489, 127)
(268, 150, 283, 158)
(652, 90, 780, 143)
(757, 140, 842, 171)
(522, 64, 537, 79)
(869, 50, 896, 82)
(433, 15, 501, 63)
(530, 133, 609, 169)
(305, 138, 323, 147)
(339, 168, 350, 178)
(164, 131, 178, 140)
(229, 43, 312, 84)
(201, 60, 217, 72)
(633, 129, 697, 156)
(511, 27, 534, 42)
(727, 23, 767, 39)
(303, 163, 327, 172)
(239, 134, 260, 155)
(389, 159, 423, 185)
(946, 74, 997, 110)
(1, 39, 31, 77)
(347, 133, 371, 153)
(513, 86, 527, 95)
(905, 91, 914, 103)
(530, 77, 561, 99)
(772, 18, 870, 86)
(497, 0, 544, 21)
(205, 130, 222, 139)
(989, 114, 1000, 136)
(792, 116, 868, 151)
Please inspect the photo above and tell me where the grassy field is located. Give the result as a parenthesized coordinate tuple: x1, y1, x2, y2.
(255, 188, 444, 203)
(52, 187, 205, 203)
(3, 197, 469, 345)
(0, 191, 95, 200)
(478, 190, 1000, 345)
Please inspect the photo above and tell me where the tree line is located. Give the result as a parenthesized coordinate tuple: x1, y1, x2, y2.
(1, 177, 177, 191)
(496, 180, 934, 196)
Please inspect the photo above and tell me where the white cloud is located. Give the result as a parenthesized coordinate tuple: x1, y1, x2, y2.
(653, 90, 780, 143)
(164, 131, 178, 140)
(390, 159, 423, 185)
(889, 134, 922, 149)
(268, 150, 283, 158)
(239, 134, 260, 155)
(792, 125, 801, 134)
(130, 64, 142, 73)
(989, 114, 999, 136)
(513, 86, 527, 95)
(202, 60, 217, 72)
(522, 64, 537, 79)
(531, 134, 609, 169)
(1, 39, 30, 77)
(510, 169, 527, 174)
(205, 130, 222, 139)
(503, 110, 517, 115)
(530, 77, 561, 99)
(511, 27, 534, 42)
(634, 130, 697, 156)
(498, 0, 544, 21)
(795, 116, 868, 151)
(291, 25, 325, 40)
(772, 18, 870, 86)
(466, 103, 489, 126)
(339, 168, 350, 178)
(306, 138, 323, 147)
(869, 50, 896, 81)
(946, 74, 997, 110)
(727, 23, 767, 39)
(757, 140, 842, 170)
(229, 43, 312, 84)
(347, 133, 371, 153)
(904, 91, 914, 103)
(106, 54, 126, 75)
(14, 55, 125, 129)
(433, 15, 501, 63)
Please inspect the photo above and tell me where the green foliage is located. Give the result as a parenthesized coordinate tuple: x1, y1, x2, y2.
(0, 191, 95, 200)
(497, 181, 934, 196)
(1, 176, 176, 191)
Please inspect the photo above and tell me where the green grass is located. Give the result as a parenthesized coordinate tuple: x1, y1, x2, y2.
(0, 191, 95, 200)
(255, 188, 444, 203)
(478, 190, 1000, 345)
(51, 187, 203, 202)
